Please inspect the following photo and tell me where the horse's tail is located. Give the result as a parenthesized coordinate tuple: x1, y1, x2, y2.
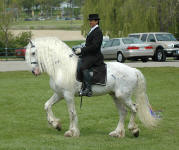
(135, 69, 159, 128)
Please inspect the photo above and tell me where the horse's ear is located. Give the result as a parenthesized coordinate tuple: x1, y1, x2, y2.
(28, 39, 35, 48)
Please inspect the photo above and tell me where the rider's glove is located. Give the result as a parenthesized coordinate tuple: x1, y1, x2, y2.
(75, 48, 81, 55)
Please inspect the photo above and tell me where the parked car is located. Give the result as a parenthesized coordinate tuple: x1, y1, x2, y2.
(101, 37, 154, 63)
(128, 32, 179, 61)
(72, 36, 109, 52)
(24, 18, 32, 21)
(15, 48, 26, 59)
(38, 17, 45, 21)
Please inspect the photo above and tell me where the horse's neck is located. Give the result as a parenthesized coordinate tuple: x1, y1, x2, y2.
(46, 54, 78, 81)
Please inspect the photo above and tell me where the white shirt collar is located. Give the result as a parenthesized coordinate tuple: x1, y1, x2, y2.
(88, 24, 99, 35)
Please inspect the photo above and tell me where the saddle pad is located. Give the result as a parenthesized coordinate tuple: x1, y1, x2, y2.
(92, 64, 107, 86)
(76, 64, 107, 86)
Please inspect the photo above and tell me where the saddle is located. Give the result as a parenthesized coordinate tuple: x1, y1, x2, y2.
(76, 59, 107, 86)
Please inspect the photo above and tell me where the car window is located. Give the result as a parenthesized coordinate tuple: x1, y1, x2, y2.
(112, 39, 120, 46)
(129, 35, 140, 39)
(147, 34, 156, 42)
(122, 38, 143, 44)
(141, 34, 147, 42)
(103, 40, 113, 48)
(155, 34, 177, 41)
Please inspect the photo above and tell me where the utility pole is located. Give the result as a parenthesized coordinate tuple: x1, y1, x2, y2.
(4, 0, 8, 61)
(70, 0, 74, 25)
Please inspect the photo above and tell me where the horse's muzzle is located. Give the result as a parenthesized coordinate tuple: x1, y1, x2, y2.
(32, 68, 40, 76)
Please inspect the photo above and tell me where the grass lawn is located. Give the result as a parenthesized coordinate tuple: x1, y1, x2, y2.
(11, 20, 83, 30)
(0, 67, 178, 150)
(64, 40, 84, 48)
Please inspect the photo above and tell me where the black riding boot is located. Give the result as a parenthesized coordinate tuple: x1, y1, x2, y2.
(81, 69, 92, 97)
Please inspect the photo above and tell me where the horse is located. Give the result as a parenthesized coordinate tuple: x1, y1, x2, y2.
(25, 37, 158, 138)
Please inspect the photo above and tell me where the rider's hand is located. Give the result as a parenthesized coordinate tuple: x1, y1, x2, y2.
(75, 48, 81, 55)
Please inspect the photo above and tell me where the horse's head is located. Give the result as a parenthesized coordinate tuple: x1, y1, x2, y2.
(26, 40, 41, 76)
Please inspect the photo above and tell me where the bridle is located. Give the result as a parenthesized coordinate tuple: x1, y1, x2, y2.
(29, 40, 38, 65)
(29, 40, 39, 75)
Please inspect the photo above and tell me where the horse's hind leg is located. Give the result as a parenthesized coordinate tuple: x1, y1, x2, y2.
(44, 93, 63, 131)
(128, 111, 139, 137)
(123, 98, 140, 137)
(109, 94, 127, 138)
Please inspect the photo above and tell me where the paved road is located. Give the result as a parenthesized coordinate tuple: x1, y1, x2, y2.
(0, 60, 179, 72)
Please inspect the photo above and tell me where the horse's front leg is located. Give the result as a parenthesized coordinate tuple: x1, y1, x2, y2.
(44, 93, 63, 130)
(64, 91, 80, 137)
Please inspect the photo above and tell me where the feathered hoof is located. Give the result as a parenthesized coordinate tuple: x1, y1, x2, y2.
(133, 129, 139, 137)
(50, 120, 62, 130)
(109, 130, 125, 138)
(56, 123, 62, 131)
(64, 129, 80, 137)
(128, 126, 140, 137)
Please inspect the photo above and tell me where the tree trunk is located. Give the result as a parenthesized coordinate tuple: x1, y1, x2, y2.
(157, 0, 165, 31)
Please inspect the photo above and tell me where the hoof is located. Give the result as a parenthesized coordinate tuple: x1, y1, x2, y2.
(64, 129, 80, 137)
(56, 123, 62, 131)
(133, 130, 139, 137)
(64, 130, 73, 137)
(109, 130, 125, 138)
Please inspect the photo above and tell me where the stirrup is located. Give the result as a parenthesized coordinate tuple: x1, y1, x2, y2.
(79, 88, 92, 97)
(79, 89, 83, 96)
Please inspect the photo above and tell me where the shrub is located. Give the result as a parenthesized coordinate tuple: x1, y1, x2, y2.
(0, 31, 32, 55)
(13, 31, 32, 48)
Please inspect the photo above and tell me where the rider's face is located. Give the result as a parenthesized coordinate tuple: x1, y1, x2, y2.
(89, 20, 98, 28)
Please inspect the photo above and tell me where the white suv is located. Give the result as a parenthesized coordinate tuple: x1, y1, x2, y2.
(128, 32, 179, 61)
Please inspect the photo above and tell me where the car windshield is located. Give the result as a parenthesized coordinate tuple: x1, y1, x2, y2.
(155, 34, 177, 41)
(122, 38, 143, 44)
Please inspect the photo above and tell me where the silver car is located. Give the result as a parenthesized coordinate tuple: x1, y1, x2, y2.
(128, 32, 179, 61)
(101, 37, 154, 62)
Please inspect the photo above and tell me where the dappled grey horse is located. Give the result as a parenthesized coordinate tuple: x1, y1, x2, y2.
(25, 37, 158, 138)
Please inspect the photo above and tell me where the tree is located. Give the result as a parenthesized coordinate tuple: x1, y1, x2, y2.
(175, 0, 179, 38)
(0, 0, 14, 57)
(82, 0, 178, 37)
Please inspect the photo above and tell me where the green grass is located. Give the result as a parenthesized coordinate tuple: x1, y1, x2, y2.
(0, 68, 179, 150)
(64, 40, 84, 48)
(11, 20, 83, 30)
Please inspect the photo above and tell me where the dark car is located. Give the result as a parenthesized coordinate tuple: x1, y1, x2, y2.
(24, 18, 33, 21)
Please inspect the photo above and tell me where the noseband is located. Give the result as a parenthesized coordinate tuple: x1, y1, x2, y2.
(31, 62, 38, 64)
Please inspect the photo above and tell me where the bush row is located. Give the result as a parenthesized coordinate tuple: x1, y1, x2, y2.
(0, 31, 32, 52)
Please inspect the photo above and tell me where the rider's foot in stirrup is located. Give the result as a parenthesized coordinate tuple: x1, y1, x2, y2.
(79, 89, 83, 96)
(81, 88, 92, 97)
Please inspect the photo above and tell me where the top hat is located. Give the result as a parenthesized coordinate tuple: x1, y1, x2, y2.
(88, 14, 100, 20)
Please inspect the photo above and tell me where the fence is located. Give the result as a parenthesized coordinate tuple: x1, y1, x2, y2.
(0, 48, 25, 61)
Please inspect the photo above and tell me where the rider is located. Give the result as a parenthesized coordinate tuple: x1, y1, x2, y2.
(75, 14, 104, 97)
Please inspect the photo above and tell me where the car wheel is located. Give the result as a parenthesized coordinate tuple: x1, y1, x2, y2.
(155, 49, 166, 61)
(117, 52, 125, 63)
(141, 57, 148, 63)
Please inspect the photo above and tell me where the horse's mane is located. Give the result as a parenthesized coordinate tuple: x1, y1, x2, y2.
(26, 37, 78, 89)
